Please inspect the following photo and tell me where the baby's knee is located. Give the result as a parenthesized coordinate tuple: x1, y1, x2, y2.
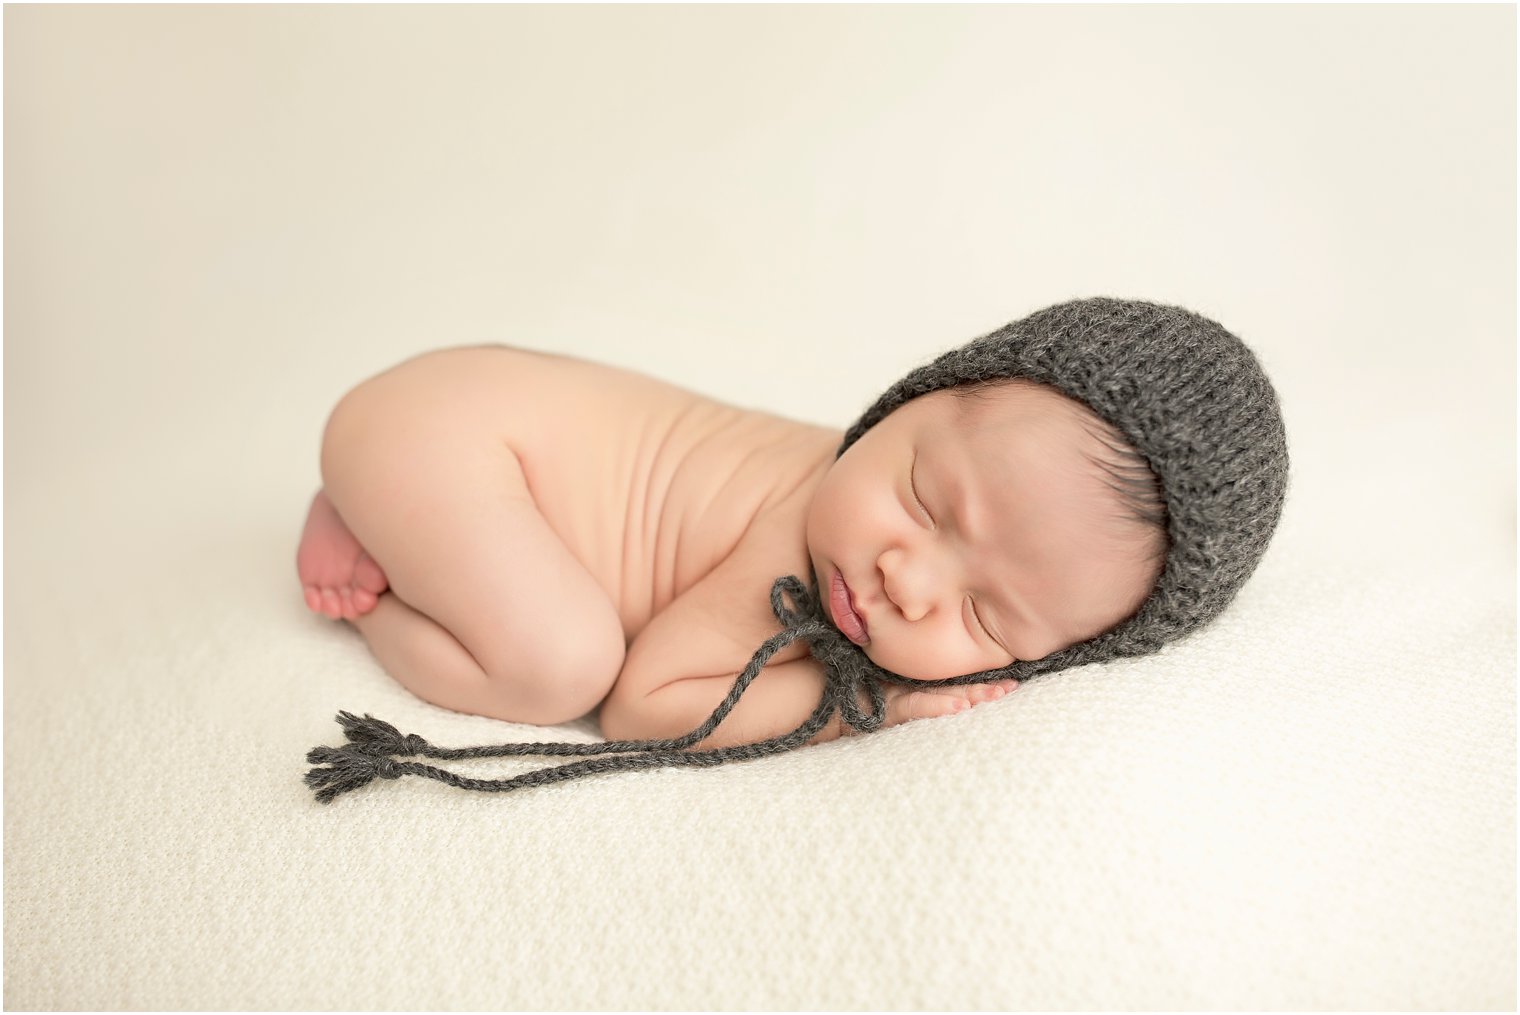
(486, 621, 627, 725)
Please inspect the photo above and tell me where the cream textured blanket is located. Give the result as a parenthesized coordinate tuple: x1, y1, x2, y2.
(5, 5, 1513, 1009)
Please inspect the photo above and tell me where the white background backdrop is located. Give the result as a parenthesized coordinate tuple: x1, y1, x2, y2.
(7, 5, 1513, 564)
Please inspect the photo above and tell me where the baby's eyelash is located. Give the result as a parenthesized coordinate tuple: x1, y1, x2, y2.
(909, 456, 933, 525)
(968, 597, 1006, 651)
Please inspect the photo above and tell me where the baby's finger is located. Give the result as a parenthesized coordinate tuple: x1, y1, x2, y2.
(892, 690, 970, 726)
(963, 681, 1018, 705)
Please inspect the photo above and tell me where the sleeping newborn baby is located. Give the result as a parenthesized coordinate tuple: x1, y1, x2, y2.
(297, 298, 1287, 765)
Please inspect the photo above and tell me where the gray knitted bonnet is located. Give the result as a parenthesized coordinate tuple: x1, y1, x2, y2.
(306, 296, 1289, 802)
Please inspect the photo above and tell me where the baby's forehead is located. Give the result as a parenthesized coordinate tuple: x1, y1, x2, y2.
(933, 381, 1152, 516)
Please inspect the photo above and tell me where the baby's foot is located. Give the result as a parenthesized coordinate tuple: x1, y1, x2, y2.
(881, 678, 1020, 729)
(296, 489, 390, 621)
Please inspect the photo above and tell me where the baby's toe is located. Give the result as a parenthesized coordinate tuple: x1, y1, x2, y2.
(351, 587, 378, 614)
(320, 588, 344, 620)
(353, 552, 390, 595)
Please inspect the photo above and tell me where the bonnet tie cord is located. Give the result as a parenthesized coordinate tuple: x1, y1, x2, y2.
(304, 575, 891, 803)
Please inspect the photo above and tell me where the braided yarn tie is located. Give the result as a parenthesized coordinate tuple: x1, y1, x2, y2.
(304, 576, 897, 803)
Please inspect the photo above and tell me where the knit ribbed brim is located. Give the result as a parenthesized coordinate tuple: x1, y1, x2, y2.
(839, 296, 1290, 672)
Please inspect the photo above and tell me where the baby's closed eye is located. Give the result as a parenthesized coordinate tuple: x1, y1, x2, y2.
(908, 455, 934, 527)
(966, 596, 1009, 653)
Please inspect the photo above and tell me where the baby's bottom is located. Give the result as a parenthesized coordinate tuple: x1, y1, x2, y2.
(296, 351, 625, 726)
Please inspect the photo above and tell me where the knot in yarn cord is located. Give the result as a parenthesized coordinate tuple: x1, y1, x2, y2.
(767, 575, 889, 736)
(371, 755, 404, 780)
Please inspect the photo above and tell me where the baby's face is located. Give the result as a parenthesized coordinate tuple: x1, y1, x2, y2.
(805, 381, 1160, 681)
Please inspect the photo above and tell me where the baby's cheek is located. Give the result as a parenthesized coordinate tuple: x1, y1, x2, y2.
(867, 638, 978, 683)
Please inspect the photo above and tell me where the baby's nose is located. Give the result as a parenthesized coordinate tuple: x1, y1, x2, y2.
(879, 550, 935, 622)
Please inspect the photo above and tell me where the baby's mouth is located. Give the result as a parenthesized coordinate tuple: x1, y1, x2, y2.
(828, 569, 870, 646)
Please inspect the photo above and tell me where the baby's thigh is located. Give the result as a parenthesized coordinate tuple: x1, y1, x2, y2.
(320, 363, 626, 719)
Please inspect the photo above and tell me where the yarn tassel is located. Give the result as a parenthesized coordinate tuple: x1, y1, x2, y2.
(331, 711, 430, 756)
(304, 745, 412, 802)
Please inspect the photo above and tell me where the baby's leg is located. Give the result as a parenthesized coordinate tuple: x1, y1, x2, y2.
(312, 364, 626, 726)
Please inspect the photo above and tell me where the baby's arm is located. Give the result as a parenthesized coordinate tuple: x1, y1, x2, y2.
(604, 615, 1017, 750)
(598, 512, 1016, 750)
(596, 539, 843, 749)
(631, 664, 1017, 750)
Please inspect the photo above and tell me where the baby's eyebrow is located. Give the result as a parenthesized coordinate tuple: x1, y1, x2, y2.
(926, 449, 977, 543)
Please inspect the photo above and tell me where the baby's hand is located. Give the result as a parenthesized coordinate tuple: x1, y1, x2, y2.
(871, 678, 1020, 731)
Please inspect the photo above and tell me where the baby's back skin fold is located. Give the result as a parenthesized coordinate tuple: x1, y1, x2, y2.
(382, 344, 838, 642)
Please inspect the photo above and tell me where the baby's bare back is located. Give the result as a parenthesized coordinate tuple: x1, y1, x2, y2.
(309, 344, 1017, 743)
(373, 345, 839, 641)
